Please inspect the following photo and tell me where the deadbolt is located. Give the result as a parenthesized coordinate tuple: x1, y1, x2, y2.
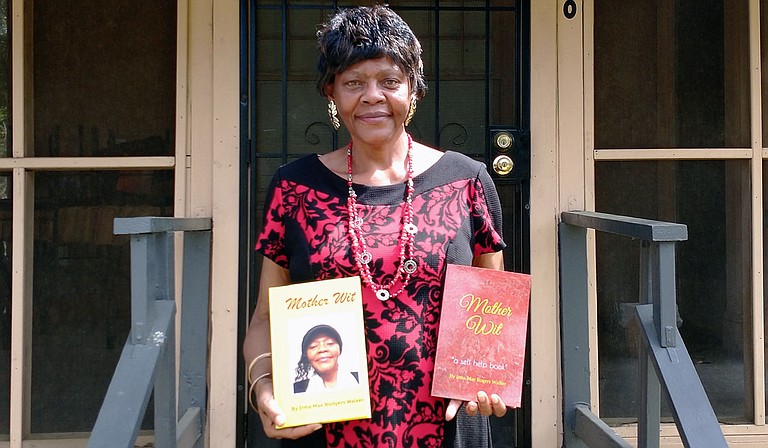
(494, 131, 514, 151)
(492, 155, 514, 176)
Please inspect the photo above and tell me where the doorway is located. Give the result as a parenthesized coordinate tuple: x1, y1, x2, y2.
(239, 1, 531, 446)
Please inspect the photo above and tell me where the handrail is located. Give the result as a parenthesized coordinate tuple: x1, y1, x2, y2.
(559, 211, 727, 448)
(88, 217, 212, 448)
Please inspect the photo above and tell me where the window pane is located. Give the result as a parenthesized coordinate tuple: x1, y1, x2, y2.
(595, 0, 750, 149)
(490, 10, 519, 127)
(33, 1, 176, 157)
(0, 172, 10, 436)
(30, 170, 172, 433)
(763, 161, 768, 415)
(761, 0, 768, 139)
(0, 0, 7, 159)
(437, 10, 484, 155)
(596, 160, 751, 424)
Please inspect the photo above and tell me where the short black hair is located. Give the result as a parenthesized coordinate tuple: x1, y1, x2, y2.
(295, 324, 343, 383)
(301, 324, 342, 354)
(316, 5, 427, 100)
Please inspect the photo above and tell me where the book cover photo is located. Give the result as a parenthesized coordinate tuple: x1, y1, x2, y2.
(269, 276, 371, 428)
(431, 264, 531, 408)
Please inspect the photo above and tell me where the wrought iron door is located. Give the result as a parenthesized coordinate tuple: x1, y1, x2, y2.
(239, 1, 530, 446)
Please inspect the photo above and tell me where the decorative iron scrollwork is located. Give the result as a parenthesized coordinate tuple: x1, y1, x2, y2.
(439, 123, 468, 147)
(304, 122, 333, 145)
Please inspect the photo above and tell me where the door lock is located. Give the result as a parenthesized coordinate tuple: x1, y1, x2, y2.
(489, 127, 529, 182)
(492, 155, 514, 176)
(494, 131, 514, 151)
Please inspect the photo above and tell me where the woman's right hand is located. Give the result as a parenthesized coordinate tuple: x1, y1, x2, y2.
(254, 377, 323, 439)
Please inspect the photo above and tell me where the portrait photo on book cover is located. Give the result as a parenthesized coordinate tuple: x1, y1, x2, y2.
(290, 314, 364, 394)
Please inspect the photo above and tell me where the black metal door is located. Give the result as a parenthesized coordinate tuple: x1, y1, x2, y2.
(239, 1, 530, 446)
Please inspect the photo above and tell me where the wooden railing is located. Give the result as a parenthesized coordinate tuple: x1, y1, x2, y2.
(559, 211, 727, 448)
(88, 217, 212, 448)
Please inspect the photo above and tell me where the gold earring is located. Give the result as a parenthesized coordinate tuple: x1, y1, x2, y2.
(405, 98, 417, 127)
(328, 100, 340, 130)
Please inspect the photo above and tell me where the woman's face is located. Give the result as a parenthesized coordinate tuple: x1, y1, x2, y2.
(306, 335, 340, 377)
(327, 57, 412, 147)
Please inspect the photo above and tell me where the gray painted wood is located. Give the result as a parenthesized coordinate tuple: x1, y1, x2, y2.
(89, 217, 211, 448)
(561, 211, 687, 242)
(560, 211, 726, 448)
(88, 301, 174, 448)
(636, 304, 728, 448)
(574, 405, 633, 448)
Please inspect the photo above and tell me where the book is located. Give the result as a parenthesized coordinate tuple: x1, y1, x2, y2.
(268, 276, 371, 428)
(431, 264, 531, 407)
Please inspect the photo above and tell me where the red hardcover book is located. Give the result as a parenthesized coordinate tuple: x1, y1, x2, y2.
(431, 264, 531, 407)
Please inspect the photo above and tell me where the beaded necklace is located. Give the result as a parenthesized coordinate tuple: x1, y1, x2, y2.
(346, 134, 419, 301)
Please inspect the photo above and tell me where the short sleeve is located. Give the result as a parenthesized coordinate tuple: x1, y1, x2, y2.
(254, 172, 290, 268)
(471, 167, 506, 256)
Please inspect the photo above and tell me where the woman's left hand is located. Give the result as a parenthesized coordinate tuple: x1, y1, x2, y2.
(445, 391, 507, 421)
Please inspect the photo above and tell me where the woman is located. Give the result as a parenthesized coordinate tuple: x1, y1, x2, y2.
(243, 5, 508, 447)
(294, 324, 359, 394)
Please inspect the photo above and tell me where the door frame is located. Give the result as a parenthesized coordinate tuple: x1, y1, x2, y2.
(238, 1, 536, 446)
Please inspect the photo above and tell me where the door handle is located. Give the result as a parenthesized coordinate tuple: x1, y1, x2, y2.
(493, 155, 514, 176)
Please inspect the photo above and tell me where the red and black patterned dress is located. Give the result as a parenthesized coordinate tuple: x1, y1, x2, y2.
(255, 150, 506, 448)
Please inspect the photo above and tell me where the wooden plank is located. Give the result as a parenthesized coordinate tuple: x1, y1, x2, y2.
(529, 2, 561, 445)
(559, 222, 590, 448)
(88, 301, 175, 448)
(747, 0, 766, 426)
(208, 0, 241, 444)
(0, 156, 175, 170)
(114, 217, 212, 235)
(178, 230, 211, 445)
(573, 404, 632, 448)
(636, 305, 728, 447)
(9, 169, 33, 447)
(561, 211, 688, 242)
(177, 407, 203, 448)
(594, 148, 752, 160)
